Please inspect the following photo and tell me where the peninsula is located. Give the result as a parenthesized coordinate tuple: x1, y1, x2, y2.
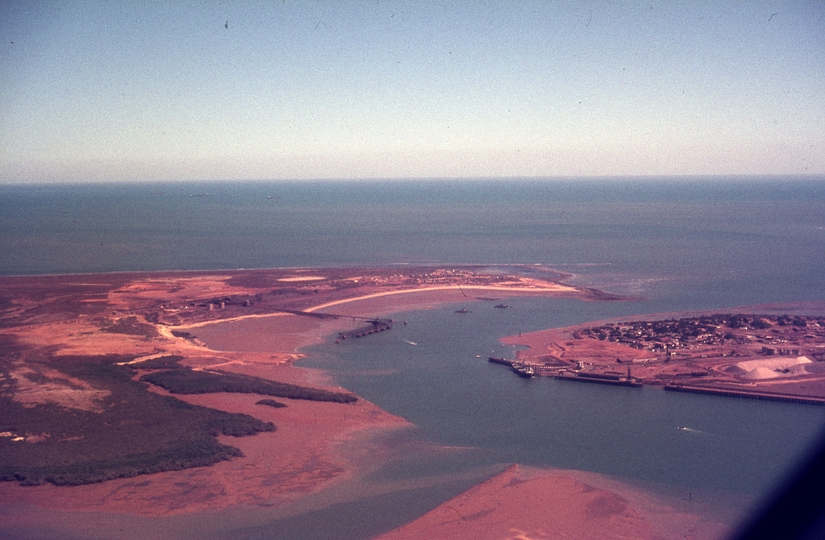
(502, 311, 825, 403)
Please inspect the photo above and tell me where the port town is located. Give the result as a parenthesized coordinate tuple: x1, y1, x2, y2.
(500, 312, 825, 405)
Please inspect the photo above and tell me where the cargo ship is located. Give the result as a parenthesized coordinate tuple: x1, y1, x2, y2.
(488, 356, 512, 366)
(554, 371, 642, 387)
(512, 363, 536, 378)
(488, 357, 535, 378)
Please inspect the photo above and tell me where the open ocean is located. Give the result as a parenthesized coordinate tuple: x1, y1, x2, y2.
(2, 176, 825, 538)
(3, 177, 825, 312)
(1, 177, 823, 300)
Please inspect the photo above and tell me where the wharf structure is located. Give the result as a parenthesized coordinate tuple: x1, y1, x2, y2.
(488, 356, 825, 406)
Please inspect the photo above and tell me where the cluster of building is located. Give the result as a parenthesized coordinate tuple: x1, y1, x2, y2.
(371, 268, 515, 288)
(579, 314, 824, 358)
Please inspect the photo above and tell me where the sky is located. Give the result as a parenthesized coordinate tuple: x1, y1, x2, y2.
(1, 1, 824, 183)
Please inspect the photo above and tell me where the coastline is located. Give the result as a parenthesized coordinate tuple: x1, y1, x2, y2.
(2, 266, 807, 538)
(183, 286, 733, 540)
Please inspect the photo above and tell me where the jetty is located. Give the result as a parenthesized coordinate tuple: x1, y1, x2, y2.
(336, 318, 393, 341)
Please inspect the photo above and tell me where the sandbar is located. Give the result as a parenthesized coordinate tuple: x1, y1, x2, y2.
(376, 465, 730, 540)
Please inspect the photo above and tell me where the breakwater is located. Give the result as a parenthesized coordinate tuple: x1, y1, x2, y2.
(664, 384, 825, 406)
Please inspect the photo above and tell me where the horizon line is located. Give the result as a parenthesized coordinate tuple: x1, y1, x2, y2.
(3, 173, 825, 186)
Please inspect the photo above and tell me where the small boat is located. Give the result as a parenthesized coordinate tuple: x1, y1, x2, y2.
(494, 303, 508, 309)
(455, 308, 470, 314)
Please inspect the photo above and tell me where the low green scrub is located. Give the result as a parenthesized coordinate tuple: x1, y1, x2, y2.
(256, 398, 287, 408)
(0, 357, 274, 487)
(140, 368, 358, 403)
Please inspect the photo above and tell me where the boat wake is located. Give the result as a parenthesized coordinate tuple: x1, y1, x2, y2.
(677, 426, 708, 435)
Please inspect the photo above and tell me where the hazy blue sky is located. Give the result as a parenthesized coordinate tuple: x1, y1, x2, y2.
(1, 1, 823, 182)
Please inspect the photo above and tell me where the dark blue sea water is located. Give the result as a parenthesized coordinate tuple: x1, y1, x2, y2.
(2, 177, 824, 313)
(2, 177, 825, 538)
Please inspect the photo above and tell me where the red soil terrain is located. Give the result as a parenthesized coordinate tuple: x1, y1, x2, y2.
(0, 268, 612, 522)
(3, 266, 803, 538)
